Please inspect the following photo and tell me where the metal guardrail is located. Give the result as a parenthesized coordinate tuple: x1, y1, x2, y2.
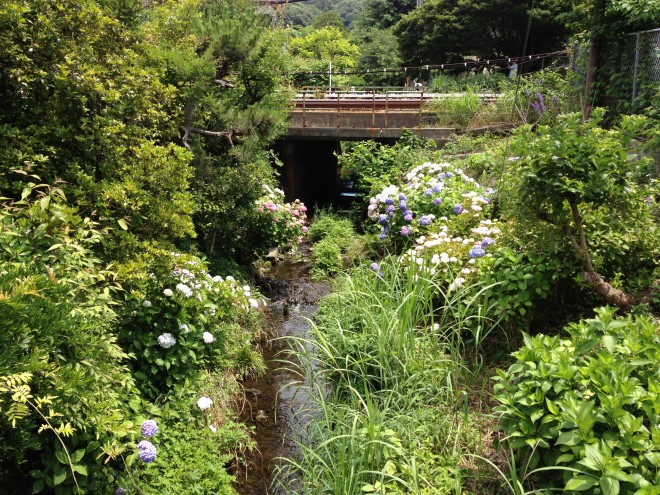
(291, 90, 501, 129)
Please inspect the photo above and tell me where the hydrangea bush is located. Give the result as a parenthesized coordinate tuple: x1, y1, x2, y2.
(368, 162, 500, 288)
(255, 184, 308, 251)
(118, 250, 265, 398)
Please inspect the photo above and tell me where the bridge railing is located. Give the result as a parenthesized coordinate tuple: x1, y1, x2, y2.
(290, 89, 501, 129)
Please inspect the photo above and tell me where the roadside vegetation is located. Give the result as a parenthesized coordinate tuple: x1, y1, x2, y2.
(290, 63, 660, 493)
(1, 0, 658, 494)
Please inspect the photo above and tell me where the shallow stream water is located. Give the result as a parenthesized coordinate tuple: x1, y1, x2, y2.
(234, 260, 329, 495)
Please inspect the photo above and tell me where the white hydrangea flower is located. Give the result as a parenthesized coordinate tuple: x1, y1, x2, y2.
(208, 424, 217, 433)
(157, 333, 176, 349)
(163, 288, 173, 297)
(176, 283, 193, 298)
(179, 323, 189, 333)
(197, 396, 213, 411)
(143, 300, 152, 308)
(448, 277, 465, 291)
(248, 298, 259, 309)
(202, 332, 215, 344)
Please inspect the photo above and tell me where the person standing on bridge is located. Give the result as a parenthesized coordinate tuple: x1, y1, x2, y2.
(507, 59, 518, 78)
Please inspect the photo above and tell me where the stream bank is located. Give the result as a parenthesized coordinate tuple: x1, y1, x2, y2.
(234, 259, 329, 495)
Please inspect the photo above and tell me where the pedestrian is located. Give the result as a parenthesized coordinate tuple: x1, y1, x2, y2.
(507, 59, 518, 78)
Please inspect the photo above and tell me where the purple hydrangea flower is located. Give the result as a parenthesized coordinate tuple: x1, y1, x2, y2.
(115, 489, 126, 495)
(385, 205, 395, 214)
(424, 188, 433, 197)
(445, 172, 453, 179)
(404, 212, 413, 222)
(385, 198, 395, 205)
(370, 262, 379, 272)
(141, 419, 158, 438)
(646, 196, 652, 206)
(438, 173, 446, 180)
(469, 245, 486, 258)
(137, 440, 157, 463)
(398, 193, 407, 201)
(481, 237, 495, 247)
(433, 197, 442, 206)
(379, 232, 387, 240)
(453, 204, 464, 214)
(552, 95, 558, 105)
(419, 215, 432, 226)
(378, 214, 389, 225)
(399, 200, 407, 210)
(432, 183, 443, 193)
(485, 187, 494, 194)
(400, 226, 411, 236)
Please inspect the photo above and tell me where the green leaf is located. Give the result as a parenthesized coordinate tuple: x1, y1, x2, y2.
(117, 219, 128, 230)
(72, 464, 88, 476)
(599, 476, 620, 495)
(52, 467, 67, 486)
(602, 335, 616, 352)
(54, 449, 68, 465)
(71, 449, 85, 463)
(32, 478, 45, 494)
(564, 475, 598, 491)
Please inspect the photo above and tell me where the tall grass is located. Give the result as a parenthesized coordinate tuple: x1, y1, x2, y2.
(276, 257, 502, 494)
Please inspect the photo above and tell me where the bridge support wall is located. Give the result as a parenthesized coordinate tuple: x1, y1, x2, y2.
(274, 140, 340, 209)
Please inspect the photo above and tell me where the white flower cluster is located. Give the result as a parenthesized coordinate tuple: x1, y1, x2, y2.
(197, 396, 213, 411)
(202, 332, 215, 344)
(157, 333, 176, 349)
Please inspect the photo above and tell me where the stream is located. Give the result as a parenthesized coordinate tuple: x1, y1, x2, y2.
(234, 259, 329, 495)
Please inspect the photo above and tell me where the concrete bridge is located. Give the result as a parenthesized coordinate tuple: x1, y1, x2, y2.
(275, 91, 495, 208)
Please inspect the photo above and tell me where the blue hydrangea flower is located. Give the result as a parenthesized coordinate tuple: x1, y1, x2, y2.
(115, 489, 126, 495)
(481, 237, 495, 247)
(445, 172, 453, 178)
(370, 262, 379, 272)
(424, 188, 433, 197)
(137, 440, 157, 463)
(438, 172, 446, 180)
(453, 204, 464, 214)
(433, 197, 442, 206)
(385, 198, 394, 205)
(432, 183, 443, 193)
(404, 212, 413, 222)
(419, 215, 432, 226)
(399, 200, 407, 210)
(378, 214, 389, 225)
(379, 231, 387, 240)
(398, 193, 407, 201)
(469, 245, 486, 258)
(485, 187, 495, 194)
(141, 419, 158, 438)
(400, 226, 411, 236)
(385, 205, 395, 214)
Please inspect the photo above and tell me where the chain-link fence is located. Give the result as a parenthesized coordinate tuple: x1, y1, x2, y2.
(623, 28, 660, 103)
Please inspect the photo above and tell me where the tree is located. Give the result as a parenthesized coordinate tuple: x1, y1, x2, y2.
(393, 0, 569, 65)
(288, 26, 360, 87)
(357, 0, 416, 30)
(555, 0, 660, 117)
(505, 110, 659, 310)
(350, 28, 404, 85)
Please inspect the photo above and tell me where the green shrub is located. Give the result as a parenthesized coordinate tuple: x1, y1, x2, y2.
(311, 238, 343, 280)
(0, 185, 140, 494)
(115, 247, 265, 398)
(494, 306, 660, 494)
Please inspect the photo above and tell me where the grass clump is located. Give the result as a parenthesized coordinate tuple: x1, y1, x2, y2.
(309, 211, 366, 280)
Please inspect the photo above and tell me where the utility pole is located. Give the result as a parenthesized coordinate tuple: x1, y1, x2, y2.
(416, 0, 422, 7)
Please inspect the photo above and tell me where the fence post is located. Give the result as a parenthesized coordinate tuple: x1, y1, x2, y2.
(632, 33, 641, 103)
